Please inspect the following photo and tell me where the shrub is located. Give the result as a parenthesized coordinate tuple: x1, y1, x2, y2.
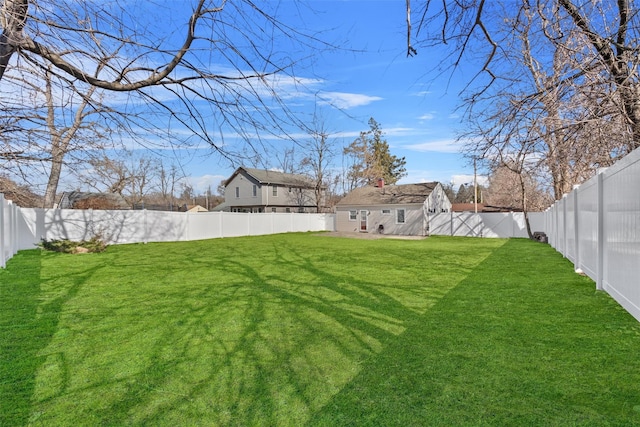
(39, 235, 107, 254)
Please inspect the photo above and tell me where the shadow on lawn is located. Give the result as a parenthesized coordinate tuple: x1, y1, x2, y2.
(0, 250, 103, 426)
(7, 236, 504, 425)
(92, 240, 431, 425)
(307, 239, 640, 426)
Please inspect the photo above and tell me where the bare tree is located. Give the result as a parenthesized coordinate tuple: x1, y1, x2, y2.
(485, 165, 551, 212)
(0, 61, 115, 207)
(127, 156, 158, 209)
(409, 0, 640, 160)
(158, 162, 182, 210)
(81, 155, 130, 195)
(414, 1, 632, 205)
(1, 0, 331, 198)
(299, 115, 338, 212)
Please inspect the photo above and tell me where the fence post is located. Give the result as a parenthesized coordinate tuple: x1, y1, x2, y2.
(143, 209, 148, 244)
(0, 194, 5, 268)
(562, 195, 568, 256)
(596, 171, 605, 290)
(573, 186, 581, 273)
(9, 200, 16, 257)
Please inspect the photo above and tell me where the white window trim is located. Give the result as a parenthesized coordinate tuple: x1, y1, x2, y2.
(396, 208, 406, 224)
(272, 185, 278, 197)
(349, 210, 357, 221)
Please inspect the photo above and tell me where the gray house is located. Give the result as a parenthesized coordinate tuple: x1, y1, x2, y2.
(215, 167, 323, 213)
(335, 181, 451, 236)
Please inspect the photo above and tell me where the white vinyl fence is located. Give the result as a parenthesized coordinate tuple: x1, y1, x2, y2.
(0, 194, 21, 268)
(545, 147, 640, 322)
(429, 211, 546, 238)
(5, 208, 334, 260)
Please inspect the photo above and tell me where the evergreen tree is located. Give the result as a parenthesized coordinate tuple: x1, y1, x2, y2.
(344, 117, 407, 189)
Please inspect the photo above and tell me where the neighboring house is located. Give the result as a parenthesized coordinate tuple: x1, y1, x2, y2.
(179, 204, 208, 212)
(214, 167, 324, 213)
(335, 180, 451, 236)
(57, 191, 130, 210)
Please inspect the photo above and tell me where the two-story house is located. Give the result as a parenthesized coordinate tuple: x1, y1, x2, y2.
(215, 167, 323, 213)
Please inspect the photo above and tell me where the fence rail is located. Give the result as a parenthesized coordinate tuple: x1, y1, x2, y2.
(545, 147, 640, 322)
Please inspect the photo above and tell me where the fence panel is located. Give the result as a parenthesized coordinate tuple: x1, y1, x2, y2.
(576, 178, 599, 278)
(428, 212, 545, 239)
(565, 191, 577, 265)
(601, 153, 640, 320)
(545, 147, 640, 322)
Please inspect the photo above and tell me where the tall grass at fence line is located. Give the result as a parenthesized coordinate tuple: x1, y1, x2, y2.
(1, 234, 640, 426)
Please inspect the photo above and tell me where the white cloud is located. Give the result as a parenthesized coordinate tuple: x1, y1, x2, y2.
(317, 91, 383, 109)
(403, 139, 463, 154)
(450, 174, 488, 188)
(418, 113, 435, 121)
(182, 174, 227, 194)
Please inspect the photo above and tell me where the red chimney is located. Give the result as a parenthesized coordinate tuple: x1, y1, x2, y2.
(377, 178, 384, 188)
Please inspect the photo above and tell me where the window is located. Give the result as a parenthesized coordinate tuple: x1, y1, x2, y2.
(289, 187, 292, 193)
(235, 187, 240, 198)
(396, 208, 406, 224)
(271, 207, 277, 213)
(272, 185, 278, 197)
(382, 209, 391, 215)
(298, 207, 304, 213)
(285, 207, 291, 213)
(252, 184, 257, 197)
(349, 210, 357, 221)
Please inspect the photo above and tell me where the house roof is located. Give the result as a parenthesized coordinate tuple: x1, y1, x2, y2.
(180, 204, 209, 212)
(337, 182, 439, 206)
(226, 167, 315, 187)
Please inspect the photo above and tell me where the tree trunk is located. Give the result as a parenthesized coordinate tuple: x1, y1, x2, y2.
(43, 151, 64, 208)
(0, 0, 28, 80)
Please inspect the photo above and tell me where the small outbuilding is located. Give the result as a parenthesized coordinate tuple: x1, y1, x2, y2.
(335, 180, 451, 236)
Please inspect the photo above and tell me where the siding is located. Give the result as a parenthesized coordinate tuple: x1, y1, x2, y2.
(227, 174, 263, 208)
(336, 204, 426, 235)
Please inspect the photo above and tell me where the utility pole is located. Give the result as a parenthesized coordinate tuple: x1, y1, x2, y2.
(474, 158, 478, 213)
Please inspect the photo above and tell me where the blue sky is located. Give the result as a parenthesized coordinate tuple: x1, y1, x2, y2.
(164, 0, 482, 195)
(31, 1, 480, 197)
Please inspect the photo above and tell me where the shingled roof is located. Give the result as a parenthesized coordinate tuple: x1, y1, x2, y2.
(226, 167, 315, 187)
(337, 182, 439, 206)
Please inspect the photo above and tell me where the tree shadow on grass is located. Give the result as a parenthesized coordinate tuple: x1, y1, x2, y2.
(308, 239, 640, 426)
(0, 250, 104, 426)
(5, 235, 505, 425)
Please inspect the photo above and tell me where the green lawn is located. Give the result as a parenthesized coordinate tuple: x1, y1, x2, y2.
(2, 234, 640, 426)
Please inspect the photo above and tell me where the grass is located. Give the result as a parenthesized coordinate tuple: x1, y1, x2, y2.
(1, 234, 640, 426)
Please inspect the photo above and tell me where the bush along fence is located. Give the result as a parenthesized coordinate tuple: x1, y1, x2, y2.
(544, 146, 640, 323)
